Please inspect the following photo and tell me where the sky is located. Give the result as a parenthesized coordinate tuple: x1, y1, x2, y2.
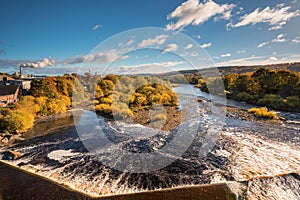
(0, 0, 300, 75)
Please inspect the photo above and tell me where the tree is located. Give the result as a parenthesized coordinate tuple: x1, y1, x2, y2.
(46, 99, 67, 115)
(4, 110, 34, 132)
(15, 96, 40, 116)
(223, 74, 239, 91)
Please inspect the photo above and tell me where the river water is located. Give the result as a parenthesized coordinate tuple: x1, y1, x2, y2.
(2, 84, 300, 199)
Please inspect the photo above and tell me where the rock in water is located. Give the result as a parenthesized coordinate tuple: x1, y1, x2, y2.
(2, 150, 21, 160)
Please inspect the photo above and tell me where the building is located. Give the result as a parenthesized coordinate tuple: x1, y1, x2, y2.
(8, 80, 31, 92)
(0, 85, 21, 106)
(0, 75, 14, 82)
(0, 74, 31, 95)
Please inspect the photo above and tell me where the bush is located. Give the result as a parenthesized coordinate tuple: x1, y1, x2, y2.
(153, 113, 167, 121)
(15, 96, 40, 116)
(95, 103, 112, 114)
(94, 75, 179, 117)
(286, 96, 300, 108)
(111, 102, 133, 118)
(100, 97, 112, 104)
(3, 110, 34, 132)
(233, 92, 258, 103)
(257, 94, 285, 110)
(46, 99, 67, 115)
(247, 107, 279, 120)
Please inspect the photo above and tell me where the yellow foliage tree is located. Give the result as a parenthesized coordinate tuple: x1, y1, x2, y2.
(4, 110, 34, 132)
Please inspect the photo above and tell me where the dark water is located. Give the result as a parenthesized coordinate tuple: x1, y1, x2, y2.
(22, 115, 75, 139)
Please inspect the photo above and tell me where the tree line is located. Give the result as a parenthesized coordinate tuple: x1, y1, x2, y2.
(0, 74, 85, 133)
(94, 74, 179, 118)
(0, 73, 179, 133)
(195, 68, 300, 112)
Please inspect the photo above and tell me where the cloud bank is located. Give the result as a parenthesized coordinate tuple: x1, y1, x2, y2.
(166, 0, 235, 30)
(229, 4, 300, 30)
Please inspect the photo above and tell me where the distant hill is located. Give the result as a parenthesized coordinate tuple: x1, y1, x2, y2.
(157, 62, 300, 78)
(217, 62, 300, 75)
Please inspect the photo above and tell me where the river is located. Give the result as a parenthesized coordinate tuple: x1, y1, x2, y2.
(1, 84, 300, 199)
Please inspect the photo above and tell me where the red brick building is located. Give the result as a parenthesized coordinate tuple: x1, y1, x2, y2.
(0, 85, 21, 106)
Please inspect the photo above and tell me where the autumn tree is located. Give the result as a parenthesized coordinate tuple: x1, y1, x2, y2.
(3, 110, 34, 132)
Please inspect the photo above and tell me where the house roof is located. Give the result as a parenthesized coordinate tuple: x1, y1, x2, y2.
(0, 85, 20, 96)
(0, 75, 14, 81)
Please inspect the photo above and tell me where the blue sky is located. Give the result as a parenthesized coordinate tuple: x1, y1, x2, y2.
(0, 0, 300, 75)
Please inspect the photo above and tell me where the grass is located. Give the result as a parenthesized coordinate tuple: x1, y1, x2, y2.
(247, 107, 279, 120)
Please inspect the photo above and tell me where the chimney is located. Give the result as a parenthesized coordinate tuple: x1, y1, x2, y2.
(19, 65, 22, 79)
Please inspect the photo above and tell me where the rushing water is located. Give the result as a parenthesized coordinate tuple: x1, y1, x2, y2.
(2, 84, 300, 199)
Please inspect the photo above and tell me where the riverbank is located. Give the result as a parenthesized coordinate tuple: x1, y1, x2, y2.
(0, 110, 76, 147)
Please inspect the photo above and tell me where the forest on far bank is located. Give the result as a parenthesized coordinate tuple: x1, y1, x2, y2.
(170, 68, 300, 112)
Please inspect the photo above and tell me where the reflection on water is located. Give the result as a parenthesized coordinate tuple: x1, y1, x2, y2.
(22, 111, 83, 139)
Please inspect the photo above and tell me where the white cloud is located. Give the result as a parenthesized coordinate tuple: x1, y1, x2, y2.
(184, 44, 193, 50)
(215, 56, 264, 66)
(229, 4, 300, 30)
(137, 35, 168, 48)
(237, 50, 246, 54)
(116, 61, 184, 74)
(268, 25, 284, 31)
(118, 39, 134, 48)
(21, 58, 56, 68)
(181, 52, 199, 57)
(272, 33, 288, 43)
(215, 54, 300, 66)
(125, 39, 134, 46)
(200, 43, 212, 48)
(292, 36, 300, 43)
(63, 49, 119, 65)
(257, 41, 269, 48)
(161, 44, 178, 53)
(92, 24, 102, 30)
(196, 35, 201, 39)
(166, 0, 235, 30)
(267, 56, 278, 62)
(236, 7, 244, 15)
(220, 53, 231, 58)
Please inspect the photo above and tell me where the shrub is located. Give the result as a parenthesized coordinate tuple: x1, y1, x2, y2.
(153, 113, 167, 121)
(233, 92, 258, 103)
(3, 110, 34, 132)
(247, 107, 279, 120)
(94, 75, 179, 116)
(286, 96, 300, 108)
(46, 99, 67, 115)
(257, 94, 285, 110)
(15, 96, 40, 116)
(95, 103, 112, 114)
(160, 94, 172, 105)
(100, 97, 112, 104)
